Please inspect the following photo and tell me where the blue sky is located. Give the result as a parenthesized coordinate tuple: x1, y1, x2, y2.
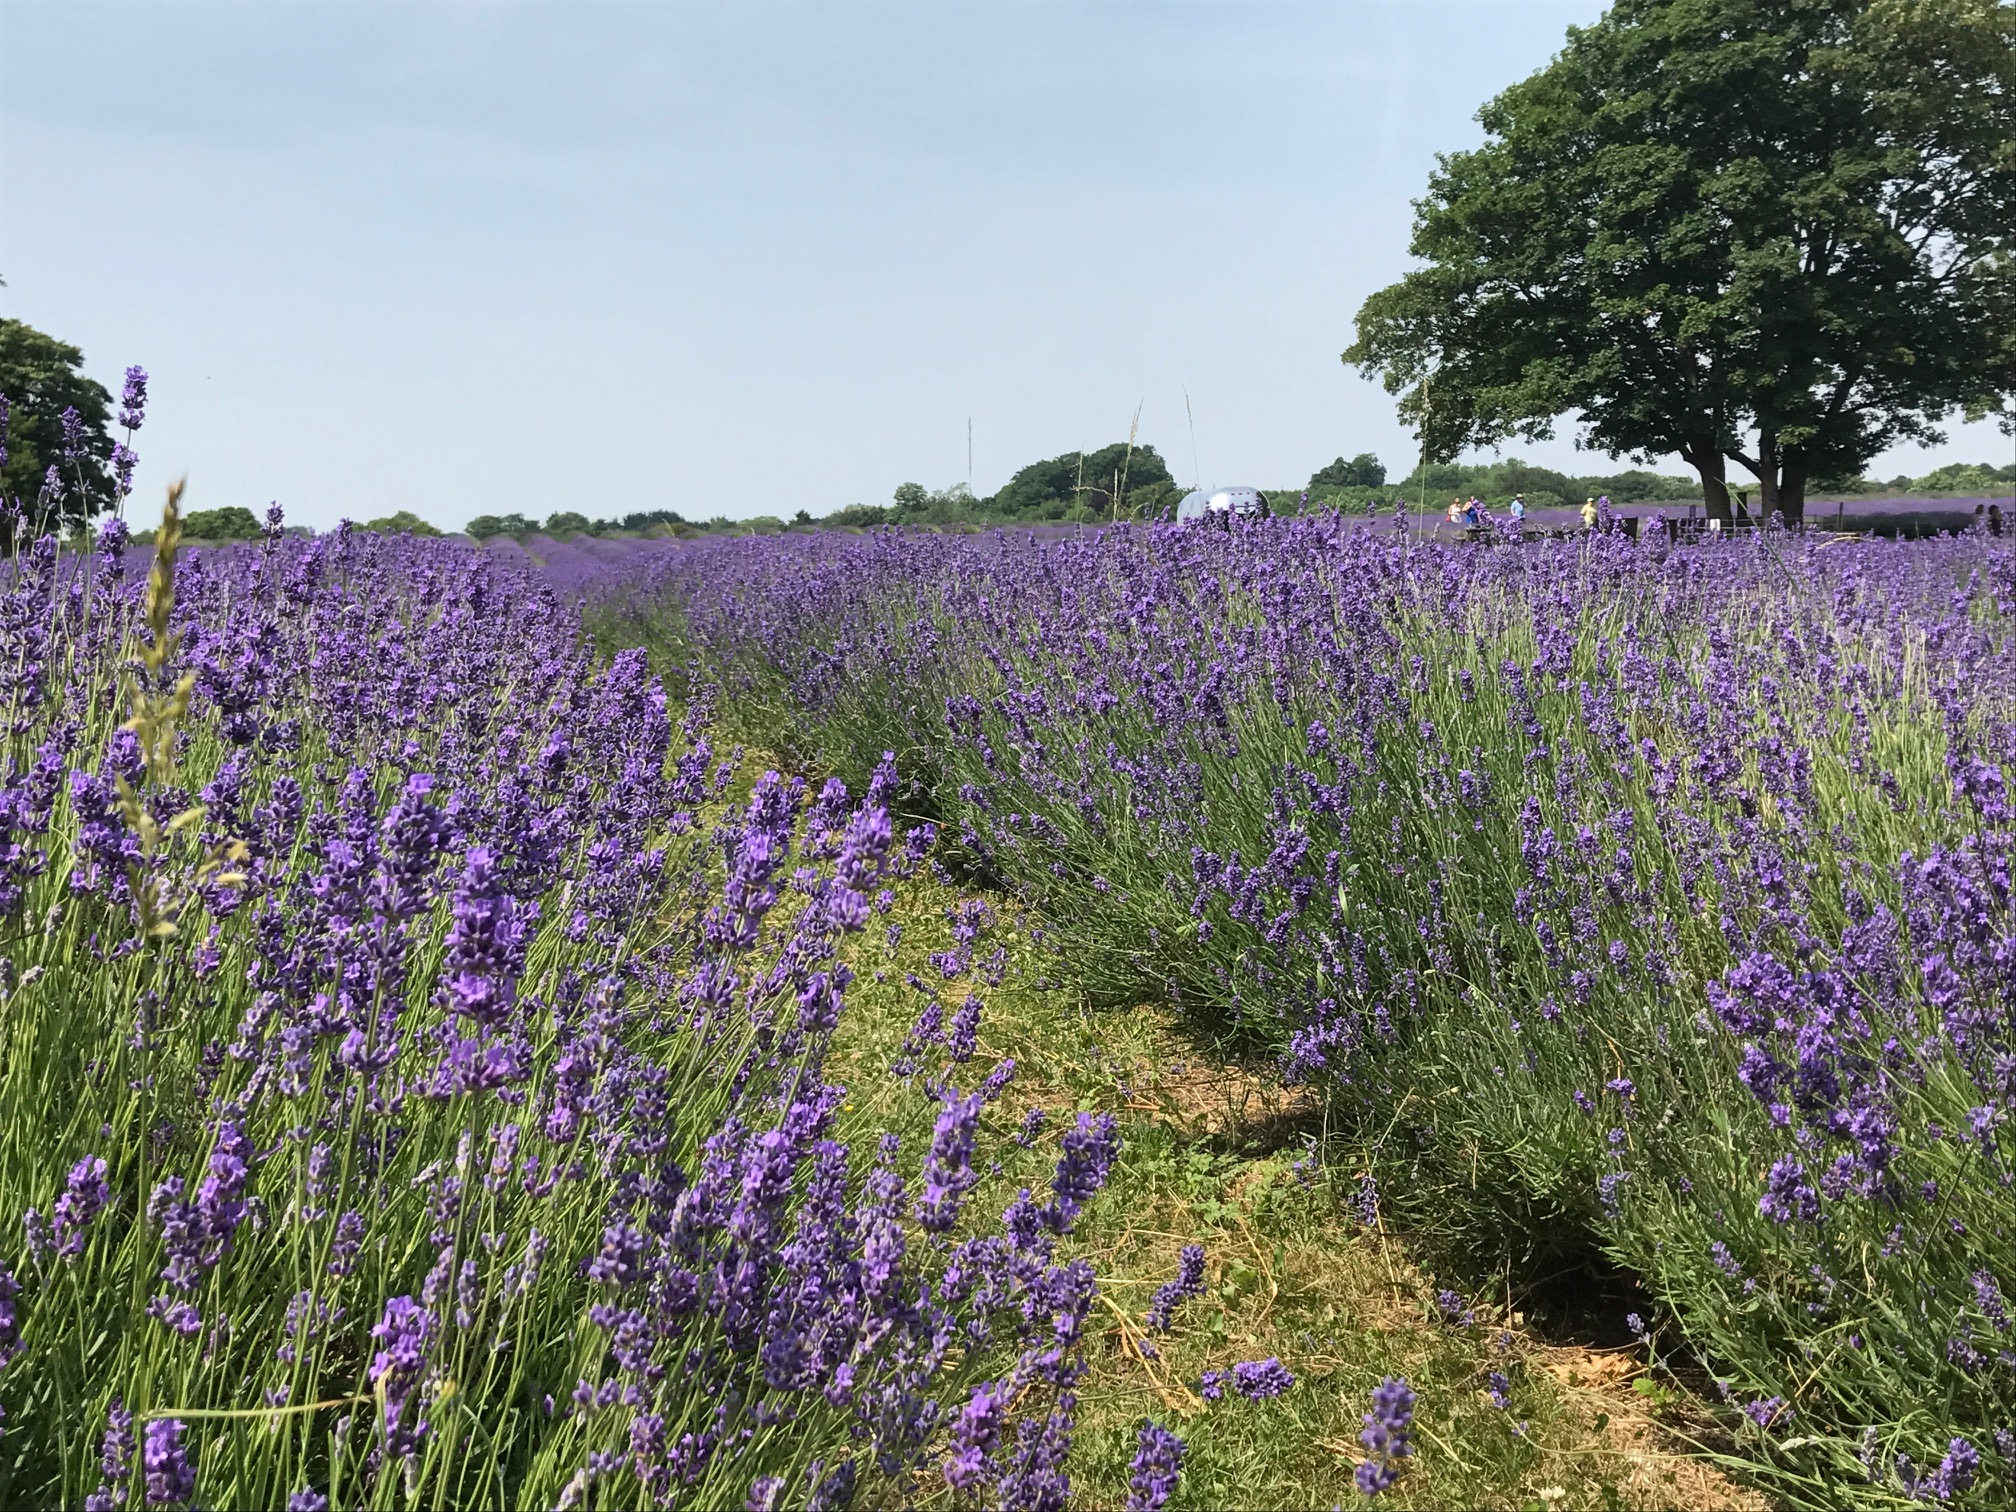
(2, 0, 2006, 531)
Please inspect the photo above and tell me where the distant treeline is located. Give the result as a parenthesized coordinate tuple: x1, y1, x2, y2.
(146, 454, 2015, 545)
(1299, 455, 1704, 514)
(134, 507, 430, 545)
(459, 444, 1189, 538)
(1295, 454, 2016, 517)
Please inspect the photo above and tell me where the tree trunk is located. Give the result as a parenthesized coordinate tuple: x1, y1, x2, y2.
(1682, 441, 1734, 522)
(1755, 430, 1782, 522)
(1777, 454, 1807, 526)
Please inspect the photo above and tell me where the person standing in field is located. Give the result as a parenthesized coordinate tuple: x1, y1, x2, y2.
(1509, 493, 1526, 531)
(1448, 496, 1464, 527)
(1581, 496, 1599, 530)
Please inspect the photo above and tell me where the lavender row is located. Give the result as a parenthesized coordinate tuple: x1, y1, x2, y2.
(0, 496, 1139, 1510)
(621, 516, 2016, 1502)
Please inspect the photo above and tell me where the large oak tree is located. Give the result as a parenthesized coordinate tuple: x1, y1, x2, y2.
(1346, 0, 2016, 523)
(0, 318, 119, 529)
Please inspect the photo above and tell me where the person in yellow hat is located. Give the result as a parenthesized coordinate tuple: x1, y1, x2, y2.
(1581, 496, 1599, 530)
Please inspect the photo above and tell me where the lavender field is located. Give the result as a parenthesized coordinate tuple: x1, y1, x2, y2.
(586, 513, 2016, 1506)
(4, 491, 2013, 1510)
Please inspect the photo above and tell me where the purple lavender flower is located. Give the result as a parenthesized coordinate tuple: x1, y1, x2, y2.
(1124, 1421, 1186, 1512)
(805, 1458, 856, 1511)
(943, 1380, 1009, 1490)
(1356, 1376, 1415, 1495)
(1145, 1244, 1205, 1332)
(947, 992, 983, 1063)
(1971, 1271, 2009, 1331)
(53, 1155, 112, 1258)
(1927, 1438, 1979, 1498)
(587, 1218, 647, 1287)
(1742, 1396, 1789, 1430)
(1352, 1171, 1379, 1227)
(892, 994, 944, 1078)
(1485, 1371, 1511, 1409)
(1597, 1170, 1631, 1215)
(1759, 1157, 1822, 1226)
(196, 1121, 251, 1254)
(119, 365, 149, 431)
(995, 1401, 1072, 1511)
(328, 1211, 366, 1276)
(1232, 1357, 1295, 1399)
(440, 848, 530, 1028)
(142, 1419, 195, 1506)
(146, 1298, 202, 1336)
(979, 1058, 1017, 1101)
(1044, 1112, 1119, 1232)
(147, 1178, 202, 1293)
(1198, 1369, 1226, 1401)
(369, 1296, 435, 1457)
(95, 1396, 135, 1502)
(918, 1090, 984, 1234)
(1434, 1289, 1475, 1326)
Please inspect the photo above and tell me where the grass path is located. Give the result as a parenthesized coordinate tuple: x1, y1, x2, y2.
(829, 870, 1769, 1510)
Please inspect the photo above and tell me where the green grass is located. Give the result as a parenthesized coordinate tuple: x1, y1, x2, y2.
(831, 874, 1764, 1510)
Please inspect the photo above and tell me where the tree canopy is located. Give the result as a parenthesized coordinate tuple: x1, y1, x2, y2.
(1309, 453, 1387, 490)
(1346, 0, 2016, 522)
(990, 443, 1178, 521)
(362, 510, 443, 536)
(181, 506, 264, 542)
(0, 318, 119, 532)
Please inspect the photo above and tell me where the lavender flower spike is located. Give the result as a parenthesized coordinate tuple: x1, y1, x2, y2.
(1044, 1111, 1119, 1233)
(142, 1419, 195, 1507)
(1232, 1357, 1295, 1399)
(1125, 1421, 1187, 1512)
(1356, 1377, 1415, 1496)
(1145, 1244, 1206, 1332)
